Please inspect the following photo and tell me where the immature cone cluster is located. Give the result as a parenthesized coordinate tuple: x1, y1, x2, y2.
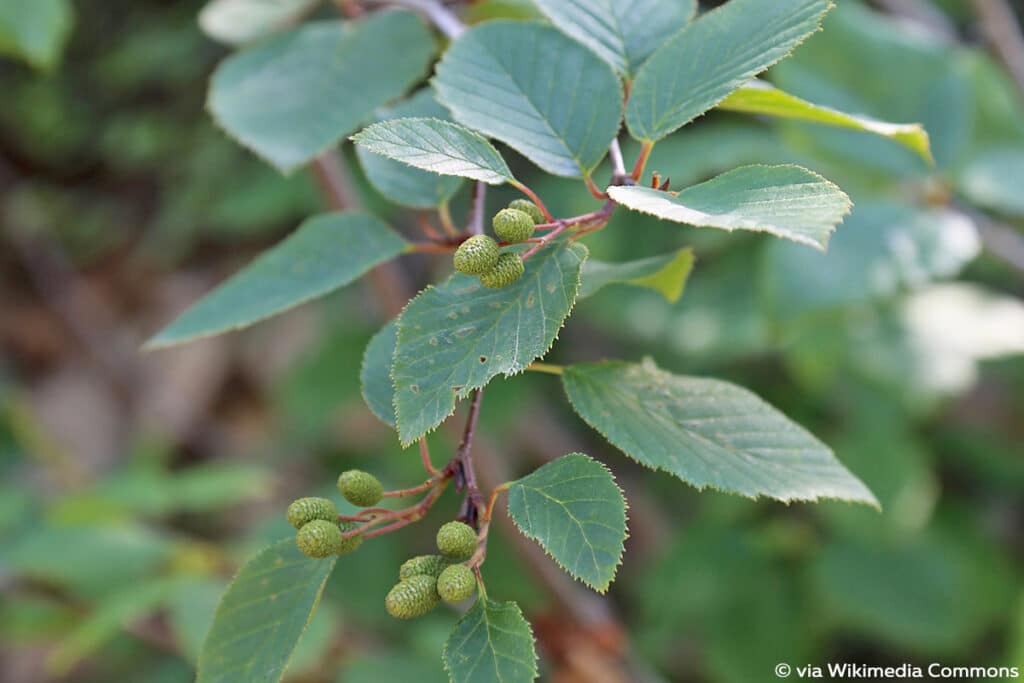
(287, 488, 369, 559)
(479, 253, 525, 289)
(437, 564, 477, 603)
(385, 521, 480, 619)
(436, 521, 478, 561)
(492, 208, 535, 243)
(287, 497, 336, 529)
(452, 199, 545, 289)
(337, 470, 384, 507)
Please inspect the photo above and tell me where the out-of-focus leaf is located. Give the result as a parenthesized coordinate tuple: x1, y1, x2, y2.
(198, 0, 320, 46)
(353, 118, 515, 185)
(0, 0, 73, 70)
(763, 202, 980, 319)
(719, 81, 933, 163)
(353, 90, 466, 208)
(531, 0, 695, 77)
(443, 598, 537, 683)
(957, 149, 1024, 217)
(50, 577, 190, 674)
(609, 165, 851, 250)
(851, 284, 1024, 398)
(50, 463, 272, 521)
(393, 242, 587, 446)
(626, 0, 831, 142)
(5, 524, 173, 597)
(812, 537, 1013, 655)
(433, 21, 622, 177)
(342, 653, 448, 683)
(167, 578, 228, 664)
(580, 248, 694, 303)
(360, 320, 398, 429)
(506, 453, 627, 592)
(562, 359, 877, 505)
(197, 540, 337, 683)
(208, 13, 434, 172)
(146, 212, 407, 348)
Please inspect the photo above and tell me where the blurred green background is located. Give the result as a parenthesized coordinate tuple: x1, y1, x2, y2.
(2, 0, 1023, 681)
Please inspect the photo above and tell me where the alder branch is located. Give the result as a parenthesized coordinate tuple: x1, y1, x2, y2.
(455, 388, 486, 527)
(468, 181, 487, 234)
(311, 151, 410, 316)
(970, 0, 1024, 93)
(368, 0, 465, 39)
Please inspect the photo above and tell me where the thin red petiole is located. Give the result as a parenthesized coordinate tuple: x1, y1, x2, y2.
(510, 181, 553, 222)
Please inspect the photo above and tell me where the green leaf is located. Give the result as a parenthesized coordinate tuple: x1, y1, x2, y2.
(957, 149, 1024, 217)
(443, 598, 538, 683)
(353, 90, 466, 208)
(208, 12, 434, 173)
(719, 81, 933, 164)
(433, 21, 623, 178)
(353, 118, 515, 185)
(561, 359, 878, 505)
(197, 540, 337, 683)
(198, 0, 320, 46)
(531, 0, 695, 77)
(580, 248, 694, 303)
(506, 453, 627, 592)
(626, 0, 831, 142)
(0, 0, 73, 70)
(361, 319, 398, 428)
(393, 242, 587, 445)
(608, 165, 851, 251)
(147, 212, 407, 348)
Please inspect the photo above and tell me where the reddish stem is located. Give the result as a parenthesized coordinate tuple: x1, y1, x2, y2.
(419, 437, 438, 475)
(510, 181, 554, 222)
(631, 141, 654, 182)
(584, 175, 607, 200)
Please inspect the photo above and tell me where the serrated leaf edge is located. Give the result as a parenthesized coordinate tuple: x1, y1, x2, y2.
(560, 359, 880, 507)
(195, 540, 338, 683)
(391, 242, 589, 447)
(441, 597, 539, 683)
(505, 453, 629, 593)
(351, 117, 516, 185)
(631, 0, 835, 142)
(607, 164, 853, 251)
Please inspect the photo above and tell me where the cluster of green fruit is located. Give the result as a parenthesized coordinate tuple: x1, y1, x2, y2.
(453, 199, 546, 288)
(385, 521, 478, 619)
(286, 470, 383, 558)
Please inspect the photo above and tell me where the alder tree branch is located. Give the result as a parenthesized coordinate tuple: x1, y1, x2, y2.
(367, 0, 465, 38)
(312, 150, 410, 317)
(455, 388, 486, 527)
(468, 181, 487, 234)
(970, 0, 1024, 93)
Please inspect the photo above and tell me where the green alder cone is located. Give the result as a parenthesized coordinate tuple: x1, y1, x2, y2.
(337, 470, 384, 507)
(492, 208, 536, 243)
(479, 252, 525, 289)
(286, 497, 337, 529)
(437, 564, 477, 603)
(296, 519, 343, 558)
(436, 521, 477, 560)
(336, 520, 364, 555)
(508, 199, 545, 225)
(453, 234, 500, 275)
(399, 554, 451, 580)
(385, 574, 441, 619)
